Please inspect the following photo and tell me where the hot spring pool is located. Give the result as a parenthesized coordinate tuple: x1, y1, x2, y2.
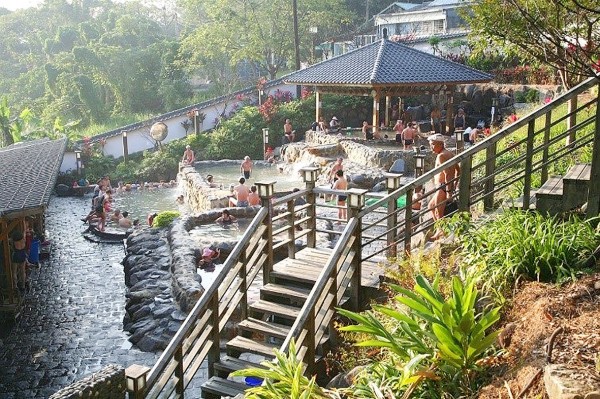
(195, 161, 304, 192)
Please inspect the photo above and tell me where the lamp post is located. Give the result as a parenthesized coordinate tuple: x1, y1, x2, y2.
(194, 109, 200, 136)
(125, 364, 150, 399)
(262, 128, 269, 153)
(491, 97, 499, 125)
(455, 127, 464, 154)
(414, 149, 426, 177)
(122, 131, 128, 163)
(75, 151, 81, 176)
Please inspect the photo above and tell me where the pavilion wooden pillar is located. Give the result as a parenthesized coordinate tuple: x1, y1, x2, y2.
(315, 90, 322, 122)
(385, 95, 391, 128)
(372, 90, 380, 134)
(446, 87, 455, 135)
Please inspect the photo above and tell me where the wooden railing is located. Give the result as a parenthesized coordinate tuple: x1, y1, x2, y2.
(137, 75, 599, 396)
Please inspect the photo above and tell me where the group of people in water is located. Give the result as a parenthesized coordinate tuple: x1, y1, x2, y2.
(80, 175, 168, 231)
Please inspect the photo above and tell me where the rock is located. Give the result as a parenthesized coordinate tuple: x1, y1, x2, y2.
(136, 335, 165, 352)
(545, 364, 600, 399)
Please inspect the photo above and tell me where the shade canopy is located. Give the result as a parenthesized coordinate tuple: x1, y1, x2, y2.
(284, 39, 492, 96)
(0, 138, 67, 219)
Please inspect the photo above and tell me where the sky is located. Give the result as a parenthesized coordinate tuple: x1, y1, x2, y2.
(0, 0, 42, 11)
(0, 0, 172, 11)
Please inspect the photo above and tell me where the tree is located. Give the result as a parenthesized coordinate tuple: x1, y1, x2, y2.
(465, 0, 600, 89)
(181, 0, 353, 82)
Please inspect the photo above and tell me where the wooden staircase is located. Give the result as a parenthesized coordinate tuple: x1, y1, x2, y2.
(535, 164, 591, 215)
(201, 247, 334, 399)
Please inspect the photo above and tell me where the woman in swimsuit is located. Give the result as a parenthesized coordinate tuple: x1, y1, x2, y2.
(11, 230, 27, 292)
(215, 210, 237, 225)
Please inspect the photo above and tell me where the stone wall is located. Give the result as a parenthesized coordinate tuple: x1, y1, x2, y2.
(49, 364, 125, 399)
(178, 165, 230, 212)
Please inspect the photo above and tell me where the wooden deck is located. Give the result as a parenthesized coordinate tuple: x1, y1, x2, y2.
(273, 247, 385, 290)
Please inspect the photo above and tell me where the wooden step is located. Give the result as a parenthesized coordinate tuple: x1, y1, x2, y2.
(563, 163, 591, 210)
(238, 317, 291, 339)
(213, 355, 266, 378)
(249, 299, 301, 320)
(503, 191, 537, 210)
(536, 176, 563, 215)
(201, 376, 247, 399)
(261, 283, 310, 303)
(226, 335, 278, 358)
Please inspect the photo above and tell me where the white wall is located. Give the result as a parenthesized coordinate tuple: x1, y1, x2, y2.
(60, 81, 300, 171)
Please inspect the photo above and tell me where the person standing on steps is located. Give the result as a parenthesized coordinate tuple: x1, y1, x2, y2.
(427, 134, 460, 240)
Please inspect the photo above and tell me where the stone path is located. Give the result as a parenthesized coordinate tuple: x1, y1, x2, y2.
(0, 196, 166, 398)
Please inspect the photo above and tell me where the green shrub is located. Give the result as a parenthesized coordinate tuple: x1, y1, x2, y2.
(338, 274, 501, 397)
(231, 339, 333, 399)
(152, 211, 180, 228)
(136, 149, 179, 182)
(84, 155, 117, 182)
(205, 107, 264, 159)
(458, 210, 600, 295)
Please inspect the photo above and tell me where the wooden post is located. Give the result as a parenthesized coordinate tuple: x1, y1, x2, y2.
(403, 187, 414, 254)
(372, 91, 380, 136)
(586, 87, 600, 217)
(446, 89, 454, 135)
(315, 91, 322, 123)
(385, 95, 391, 128)
(305, 308, 316, 373)
(347, 189, 366, 311)
(301, 167, 319, 248)
(566, 96, 577, 146)
(541, 111, 552, 183)
(287, 199, 296, 259)
(384, 173, 401, 257)
(483, 143, 496, 211)
(174, 346, 184, 395)
(458, 156, 472, 212)
(522, 120, 536, 209)
(257, 182, 275, 284)
(238, 249, 248, 321)
(207, 294, 220, 378)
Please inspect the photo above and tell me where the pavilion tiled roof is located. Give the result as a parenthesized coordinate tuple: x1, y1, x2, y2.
(0, 138, 67, 218)
(284, 39, 492, 86)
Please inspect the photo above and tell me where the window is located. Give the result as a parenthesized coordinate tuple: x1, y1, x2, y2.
(434, 20, 445, 33)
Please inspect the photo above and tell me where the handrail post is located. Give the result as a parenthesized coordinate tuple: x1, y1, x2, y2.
(384, 173, 402, 257)
(287, 199, 296, 259)
(483, 143, 496, 211)
(305, 309, 316, 373)
(347, 189, 367, 311)
(586, 84, 600, 217)
(238, 249, 248, 321)
(174, 346, 184, 395)
(458, 155, 472, 212)
(207, 294, 220, 378)
(403, 187, 414, 254)
(541, 111, 552, 183)
(523, 120, 535, 209)
(300, 167, 319, 248)
(256, 181, 276, 284)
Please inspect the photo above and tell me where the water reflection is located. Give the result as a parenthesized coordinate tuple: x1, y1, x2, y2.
(111, 187, 183, 225)
(195, 163, 304, 192)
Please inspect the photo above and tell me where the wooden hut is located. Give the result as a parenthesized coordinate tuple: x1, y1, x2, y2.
(0, 138, 67, 315)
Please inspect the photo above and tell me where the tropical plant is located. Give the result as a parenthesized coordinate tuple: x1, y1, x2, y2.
(152, 211, 180, 228)
(338, 274, 501, 396)
(231, 339, 335, 399)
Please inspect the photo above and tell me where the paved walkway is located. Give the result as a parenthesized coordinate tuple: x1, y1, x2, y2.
(0, 196, 162, 398)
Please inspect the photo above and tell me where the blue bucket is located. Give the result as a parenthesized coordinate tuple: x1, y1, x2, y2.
(245, 376, 263, 387)
(29, 239, 40, 264)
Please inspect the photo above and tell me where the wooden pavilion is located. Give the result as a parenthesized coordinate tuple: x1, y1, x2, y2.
(284, 39, 493, 133)
(0, 138, 66, 315)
